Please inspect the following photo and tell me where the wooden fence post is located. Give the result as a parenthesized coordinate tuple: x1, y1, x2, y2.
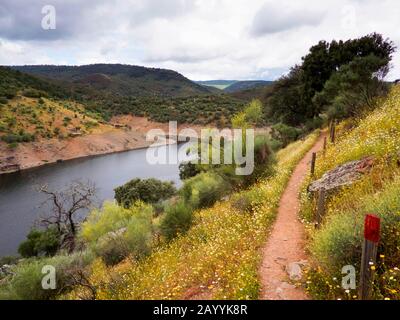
(315, 188, 326, 228)
(323, 137, 327, 154)
(359, 214, 381, 300)
(311, 152, 317, 176)
(330, 120, 336, 144)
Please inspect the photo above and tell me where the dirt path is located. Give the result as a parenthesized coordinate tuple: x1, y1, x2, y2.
(259, 133, 326, 300)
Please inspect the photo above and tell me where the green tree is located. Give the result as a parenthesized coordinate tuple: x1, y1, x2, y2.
(18, 228, 61, 258)
(313, 54, 390, 119)
(264, 33, 395, 125)
(114, 178, 176, 208)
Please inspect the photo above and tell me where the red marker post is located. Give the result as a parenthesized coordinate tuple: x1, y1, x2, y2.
(359, 214, 381, 300)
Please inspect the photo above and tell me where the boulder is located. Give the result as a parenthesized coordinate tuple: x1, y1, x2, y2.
(286, 260, 308, 281)
(309, 157, 375, 192)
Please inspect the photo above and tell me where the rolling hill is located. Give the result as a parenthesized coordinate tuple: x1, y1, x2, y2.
(12, 64, 213, 98)
(2, 65, 246, 129)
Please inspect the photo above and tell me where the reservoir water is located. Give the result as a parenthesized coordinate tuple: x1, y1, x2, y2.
(0, 143, 191, 257)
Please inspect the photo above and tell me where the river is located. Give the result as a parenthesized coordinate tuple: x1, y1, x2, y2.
(0, 142, 191, 257)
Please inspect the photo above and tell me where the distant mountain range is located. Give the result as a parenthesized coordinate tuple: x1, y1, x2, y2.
(12, 64, 213, 98)
(196, 80, 274, 93)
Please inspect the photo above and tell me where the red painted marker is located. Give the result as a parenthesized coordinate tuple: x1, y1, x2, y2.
(364, 214, 381, 243)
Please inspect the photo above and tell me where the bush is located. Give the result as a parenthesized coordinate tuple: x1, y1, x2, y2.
(22, 89, 46, 99)
(268, 138, 283, 152)
(160, 200, 194, 241)
(179, 162, 201, 180)
(181, 172, 230, 209)
(81, 202, 154, 265)
(1, 133, 35, 144)
(304, 117, 324, 131)
(271, 123, 303, 147)
(18, 228, 61, 258)
(0, 256, 19, 266)
(0, 253, 88, 300)
(114, 178, 176, 208)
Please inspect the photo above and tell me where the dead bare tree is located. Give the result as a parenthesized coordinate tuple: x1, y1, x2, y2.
(38, 180, 97, 253)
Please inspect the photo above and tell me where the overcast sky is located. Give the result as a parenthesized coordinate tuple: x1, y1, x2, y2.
(0, 0, 399, 80)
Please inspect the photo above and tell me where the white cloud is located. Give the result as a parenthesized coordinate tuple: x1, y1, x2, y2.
(0, 0, 399, 80)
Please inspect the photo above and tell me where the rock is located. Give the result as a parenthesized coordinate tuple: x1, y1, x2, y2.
(309, 157, 375, 192)
(286, 262, 303, 281)
(0, 264, 15, 278)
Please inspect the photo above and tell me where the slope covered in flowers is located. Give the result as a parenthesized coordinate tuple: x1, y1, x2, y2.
(66, 131, 320, 300)
(300, 85, 400, 300)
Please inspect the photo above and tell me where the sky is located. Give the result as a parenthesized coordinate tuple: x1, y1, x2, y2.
(0, 0, 399, 81)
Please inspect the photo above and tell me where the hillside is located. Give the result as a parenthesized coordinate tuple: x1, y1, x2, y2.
(9, 65, 245, 124)
(224, 80, 273, 93)
(0, 66, 69, 102)
(0, 66, 107, 145)
(228, 84, 274, 102)
(300, 85, 400, 300)
(12, 64, 213, 98)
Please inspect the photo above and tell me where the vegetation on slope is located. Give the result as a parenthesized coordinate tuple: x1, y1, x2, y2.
(0, 95, 104, 148)
(299, 86, 400, 300)
(62, 131, 318, 300)
(84, 93, 245, 126)
(13, 64, 212, 98)
(8, 65, 246, 125)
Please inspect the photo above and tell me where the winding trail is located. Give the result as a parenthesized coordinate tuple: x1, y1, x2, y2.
(259, 133, 326, 300)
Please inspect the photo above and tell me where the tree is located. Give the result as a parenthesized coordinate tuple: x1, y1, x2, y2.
(264, 33, 395, 125)
(18, 228, 60, 258)
(38, 181, 97, 252)
(313, 54, 390, 119)
(265, 66, 308, 125)
(114, 178, 176, 208)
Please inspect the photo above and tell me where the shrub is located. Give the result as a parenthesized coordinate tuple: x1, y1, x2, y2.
(1, 133, 35, 144)
(181, 172, 230, 209)
(160, 200, 194, 241)
(179, 162, 201, 180)
(93, 236, 130, 266)
(271, 123, 303, 147)
(0, 256, 19, 266)
(268, 138, 283, 152)
(0, 253, 89, 300)
(114, 178, 176, 208)
(22, 89, 46, 99)
(18, 228, 61, 258)
(81, 202, 154, 265)
(304, 117, 324, 131)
